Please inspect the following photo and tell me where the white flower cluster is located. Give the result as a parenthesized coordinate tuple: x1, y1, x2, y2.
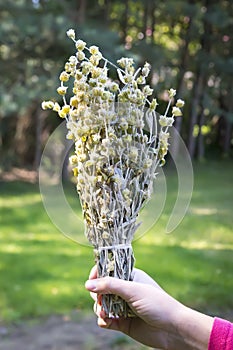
(42, 29, 184, 317)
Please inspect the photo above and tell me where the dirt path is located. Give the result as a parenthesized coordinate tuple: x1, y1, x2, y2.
(0, 312, 150, 350)
(1, 311, 233, 350)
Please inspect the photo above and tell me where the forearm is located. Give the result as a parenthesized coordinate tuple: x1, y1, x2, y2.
(168, 305, 214, 350)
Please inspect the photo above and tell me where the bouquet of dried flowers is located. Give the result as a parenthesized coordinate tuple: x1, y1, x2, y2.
(42, 29, 184, 318)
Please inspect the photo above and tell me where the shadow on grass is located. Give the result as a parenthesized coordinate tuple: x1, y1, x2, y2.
(0, 181, 39, 196)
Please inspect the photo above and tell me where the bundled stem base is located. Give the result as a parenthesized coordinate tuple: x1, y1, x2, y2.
(95, 245, 135, 318)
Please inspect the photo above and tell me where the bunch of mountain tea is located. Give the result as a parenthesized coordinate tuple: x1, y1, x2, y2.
(42, 29, 184, 317)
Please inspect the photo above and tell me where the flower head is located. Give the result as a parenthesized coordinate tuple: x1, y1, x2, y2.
(41, 100, 54, 110)
(142, 62, 151, 77)
(66, 29, 75, 40)
(57, 86, 68, 95)
(168, 88, 176, 98)
(176, 99, 185, 108)
(76, 39, 86, 51)
(172, 106, 182, 117)
(59, 71, 70, 82)
(89, 45, 100, 55)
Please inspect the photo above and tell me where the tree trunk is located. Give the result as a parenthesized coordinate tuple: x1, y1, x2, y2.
(187, 72, 203, 158)
(223, 117, 232, 155)
(77, 0, 87, 24)
(122, 0, 129, 43)
(142, 0, 150, 41)
(150, 1, 156, 42)
(197, 108, 205, 161)
(14, 112, 33, 167)
(34, 107, 43, 172)
(103, 0, 111, 24)
(187, 0, 212, 159)
(0, 116, 2, 157)
(219, 93, 233, 156)
(171, 4, 193, 158)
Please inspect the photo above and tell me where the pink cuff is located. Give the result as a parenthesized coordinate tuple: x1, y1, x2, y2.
(208, 317, 233, 350)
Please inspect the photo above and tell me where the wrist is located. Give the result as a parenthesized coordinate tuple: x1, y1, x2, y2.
(168, 304, 214, 350)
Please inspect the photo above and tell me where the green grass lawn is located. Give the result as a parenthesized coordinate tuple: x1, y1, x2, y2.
(0, 160, 233, 323)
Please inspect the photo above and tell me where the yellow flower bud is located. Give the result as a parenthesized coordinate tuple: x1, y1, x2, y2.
(58, 110, 67, 118)
(61, 105, 70, 114)
(72, 87, 78, 95)
(69, 55, 77, 65)
(136, 75, 146, 85)
(66, 131, 74, 139)
(78, 154, 87, 162)
(75, 71, 83, 80)
(69, 155, 78, 165)
(92, 134, 101, 143)
(172, 106, 182, 116)
(57, 86, 68, 95)
(89, 54, 101, 66)
(176, 99, 185, 108)
(77, 51, 85, 61)
(53, 102, 60, 112)
(168, 88, 176, 98)
(142, 62, 151, 77)
(89, 45, 100, 55)
(159, 115, 168, 127)
(59, 71, 69, 82)
(81, 61, 93, 75)
(99, 75, 107, 84)
(41, 101, 54, 110)
(75, 39, 86, 51)
(124, 74, 133, 83)
(110, 82, 119, 93)
(149, 98, 158, 111)
(66, 29, 75, 40)
(78, 174, 86, 184)
(91, 67, 101, 79)
(70, 96, 78, 107)
(72, 167, 78, 177)
(65, 62, 72, 72)
(143, 85, 153, 96)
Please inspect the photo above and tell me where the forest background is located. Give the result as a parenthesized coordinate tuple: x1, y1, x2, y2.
(0, 0, 232, 170)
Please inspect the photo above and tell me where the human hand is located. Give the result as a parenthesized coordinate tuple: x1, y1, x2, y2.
(85, 266, 213, 350)
(85, 266, 182, 349)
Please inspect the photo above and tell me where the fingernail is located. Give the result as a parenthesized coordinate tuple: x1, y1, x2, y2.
(85, 280, 97, 291)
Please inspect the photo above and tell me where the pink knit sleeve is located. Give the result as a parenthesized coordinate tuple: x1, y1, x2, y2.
(208, 317, 233, 350)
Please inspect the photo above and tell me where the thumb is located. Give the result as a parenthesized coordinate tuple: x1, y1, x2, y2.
(85, 276, 138, 302)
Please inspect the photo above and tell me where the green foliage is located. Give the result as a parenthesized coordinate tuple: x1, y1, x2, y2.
(0, 0, 232, 164)
(0, 161, 232, 322)
(0, 1, 69, 116)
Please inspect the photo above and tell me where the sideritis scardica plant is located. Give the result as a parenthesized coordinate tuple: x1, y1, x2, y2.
(42, 29, 184, 318)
